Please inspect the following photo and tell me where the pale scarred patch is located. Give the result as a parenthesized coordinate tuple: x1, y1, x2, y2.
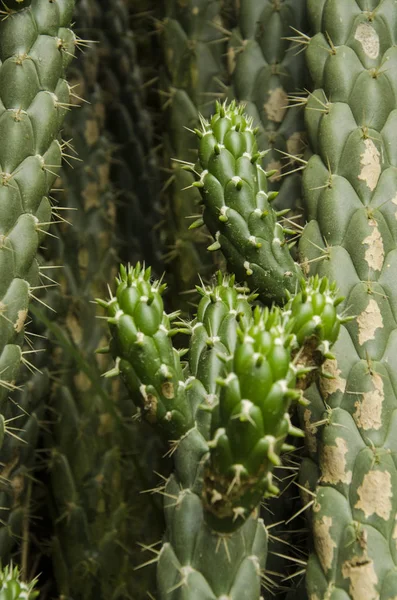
(320, 359, 347, 398)
(393, 514, 397, 551)
(355, 470, 392, 520)
(362, 222, 384, 271)
(85, 118, 99, 146)
(303, 408, 318, 453)
(358, 139, 381, 191)
(354, 23, 380, 59)
(357, 298, 383, 345)
(314, 515, 336, 572)
(353, 371, 383, 431)
(82, 182, 100, 210)
(286, 131, 305, 158)
(321, 437, 352, 485)
(264, 87, 288, 123)
(14, 308, 28, 333)
(74, 371, 92, 392)
(66, 312, 83, 345)
(391, 193, 397, 219)
(342, 557, 379, 600)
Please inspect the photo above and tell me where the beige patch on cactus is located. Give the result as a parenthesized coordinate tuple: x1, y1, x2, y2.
(266, 160, 282, 182)
(161, 382, 175, 399)
(320, 437, 352, 485)
(66, 312, 83, 345)
(74, 371, 91, 392)
(264, 87, 288, 123)
(14, 309, 28, 333)
(320, 358, 346, 398)
(303, 408, 318, 453)
(358, 139, 381, 191)
(98, 413, 113, 436)
(342, 557, 378, 600)
(84, 118, 99, 147)
(353, 371, 383, 431)
(286, 131, 305, 159)
(391, 192, 397, 219)
(357, 298, 383, 346)
(354, 23, 380, 59)
(82, 182, 100, 210)
(362, 222, 384, 271)
(355, 470, 392, 520)
(393, 514, 397, 550)
(314, 515, 336, 572)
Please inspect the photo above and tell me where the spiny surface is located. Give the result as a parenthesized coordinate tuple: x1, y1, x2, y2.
(0, 0, 75, 565)
(193, 101, 302, 304)
(227, 0, 308, 211)
(159, 0, 228, 310)
(298, 1, 397, 598)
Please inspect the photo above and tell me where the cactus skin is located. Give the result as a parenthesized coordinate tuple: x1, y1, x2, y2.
(160, 0, 228, 310)
(0, 0, 75, 565)
(96, 0, 162, 271)
(0, 564, 38, 600)
(193, 101, 302, 304)
(101, 261, 343, 596)
(19, 5, 164, 597)
(227, 0, 308, 211)
(298, 2, 397, 598)
(0, 0, 75, 434)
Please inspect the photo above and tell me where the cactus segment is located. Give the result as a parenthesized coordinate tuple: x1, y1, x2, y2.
(298, 2, 397, 597)
(100, 263, 194, 439)
(202, 274, 343, 532)
(193, 101, 303, 303)
(0, 564, 38, 600)
(227, 0, 308, 211)
(0, 0, 75, 421)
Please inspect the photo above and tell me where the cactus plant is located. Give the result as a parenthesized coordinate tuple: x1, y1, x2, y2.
(159, 0, 228, 310)
(0, 564, 38, 600)
(297, 1, 397, 597)
(227, 0, 308, 211)
(0, 0, 75, 565)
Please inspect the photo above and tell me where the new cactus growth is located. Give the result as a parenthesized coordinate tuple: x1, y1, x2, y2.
(191, 101, 302, 303)
(99, 243, 343, 595)
(0, 564, 38, 600)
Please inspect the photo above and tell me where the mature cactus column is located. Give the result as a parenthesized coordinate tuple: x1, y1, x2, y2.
(28, 4, 164, 597)
(159, 0, 228, 309)
(298, 1, 397, 597)
(227, 0, 308, 210)
(0, 0, 75, 564)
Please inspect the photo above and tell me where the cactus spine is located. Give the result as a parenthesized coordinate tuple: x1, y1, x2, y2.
(298, 1, 397, 597)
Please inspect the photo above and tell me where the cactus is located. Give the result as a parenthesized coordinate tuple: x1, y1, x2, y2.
(159, 0, 228, 310)
(24, 4, 165, 597)
(96, 0, 162, 271)
(99, 240, 343, 597)
(0, 564, 38, 600)
(0, 0, 75, 565)
(191, 101, 302, 304)
(227, 0, 308, 211)
(297, 1, 397, 597)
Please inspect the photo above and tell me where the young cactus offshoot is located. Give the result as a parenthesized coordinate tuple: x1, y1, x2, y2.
(190, 101, 303, 304)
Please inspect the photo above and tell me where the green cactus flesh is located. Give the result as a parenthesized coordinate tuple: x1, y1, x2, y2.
(0, 0, 75, 566)
(160, 0, 228, 310)
(0, 564, 38, 600)
(227, 0, 308, 211)
(298, 1, 397, 598)
(193, 101, 303, 304)
(101, 261, 343, 596)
